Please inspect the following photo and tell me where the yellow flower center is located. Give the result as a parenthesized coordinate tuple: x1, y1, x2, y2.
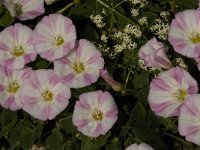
(190, 32, 200, 44)
(7, 80, 21, 93)
(73, 62, 85, 74)
(91, 109, 104, 121)
(41, 89, 53, 101)
(173, 89, 187, 102)
(54, 35, 64, 47)
(11, 45, 25, 57)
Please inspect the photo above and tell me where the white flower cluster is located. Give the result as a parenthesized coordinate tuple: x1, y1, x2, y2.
(150, 11, 170, 40)
(138, 16, 148, 26)
(131, 8, 139, 16)
(90, 14, 106, 28)
(175, 58, 188, 70)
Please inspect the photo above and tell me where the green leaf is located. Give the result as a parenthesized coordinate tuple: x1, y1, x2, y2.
(1, 109, 17, 126)
(60, 114, 75, 134)
(133, 126, 165, 149)
(32, 122, 43, 142)
(84, 25, 99, 41)
(130, 102, 146, 123)
(46, 130, 63, 150)
(81, 132, 111, 150)
(0, 7, 14, 27)
(133, 72, 149, 89)
(20, 127, 34, 149)
(105, 142, 122, 150)
(175, 0, 198, 11)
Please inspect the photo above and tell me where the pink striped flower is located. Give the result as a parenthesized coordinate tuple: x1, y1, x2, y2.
(138, 37, 172, 69)
(72, 90, 118, 138)
(168, 9, 200, 58)
(125, 143, 154, 150)
(0, 67, 31, 111)
(100, 69, 122, 92)
(54, 39, 104, 88)
(20, 70, 71, 121)
(178, 94, 200, 146)
(32, 14, 76, 61)
(0, 23, 37, 70)
(148, 67, 198, 118)
(2, 0, 44, 20)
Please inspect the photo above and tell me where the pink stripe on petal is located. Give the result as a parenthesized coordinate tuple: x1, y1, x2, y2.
(171, 67, 183, 85)
(151, 78, 171, 91)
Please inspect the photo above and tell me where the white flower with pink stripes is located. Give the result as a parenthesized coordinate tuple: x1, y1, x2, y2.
(0, 23, 37, 70)
(2, 0, 45, 20)
(72, 90, 118, 137)
(20, 70, 71, 121)
(0, 67, 31, 110)
(168, 9, 200, 58)
(54, 39, 104, 88)
(32, 14, 77, 61)
(148, 67, 198, 117)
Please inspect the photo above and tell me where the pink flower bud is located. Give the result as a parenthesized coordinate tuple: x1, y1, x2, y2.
(100, 69, 122, 92)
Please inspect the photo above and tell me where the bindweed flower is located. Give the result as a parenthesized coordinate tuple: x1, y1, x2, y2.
(125, 143, 154, 150)
(32, 14, 76, 61)
(2, 0, 44, 20)
(20, 70, 71, 121)
(100, 69, 122, 92)
(0, 23, 37, 70)
(138, 37, 172, 69)
(72, 90, 118, 138)
(148, 67, 198, 117)
(168, 9, 200, 58)
(0, 67, 31, 111)
(178, 94, 200, 146)
(54, 39, 104, 88)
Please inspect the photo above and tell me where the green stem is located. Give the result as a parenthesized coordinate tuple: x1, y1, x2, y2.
(163, 133, 191, 146)
(57, 2, 74, 14)
(96, 0, 136, 25)
(114, 0, 126, 9)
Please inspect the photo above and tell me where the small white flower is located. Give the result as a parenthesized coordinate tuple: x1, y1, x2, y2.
(90, 14, 106, 28)
(114, 44, 125, 53)
(175, 58, 188, 70)
(131, 8, 139, 17)
(101, 34, 108, 42)
(138, 17, 148, 26)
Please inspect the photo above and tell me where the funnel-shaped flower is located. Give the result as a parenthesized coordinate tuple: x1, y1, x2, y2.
(0, 23, 37, 70)
(178, 94, 200, 146)
(32, 14, 76, 61)
(148, 67, 198, 117)
(21, 70, 71, 120)
(0, 67, 31, 110)
(100, 69, 122, 92)
(168, 9, 200, 58)
(125, 143, 154, 150)
(72, 90, 118, 138)
(138, 37, 172, 69)
(2, 0, 44, 20)
(54, 39, 104, 88)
